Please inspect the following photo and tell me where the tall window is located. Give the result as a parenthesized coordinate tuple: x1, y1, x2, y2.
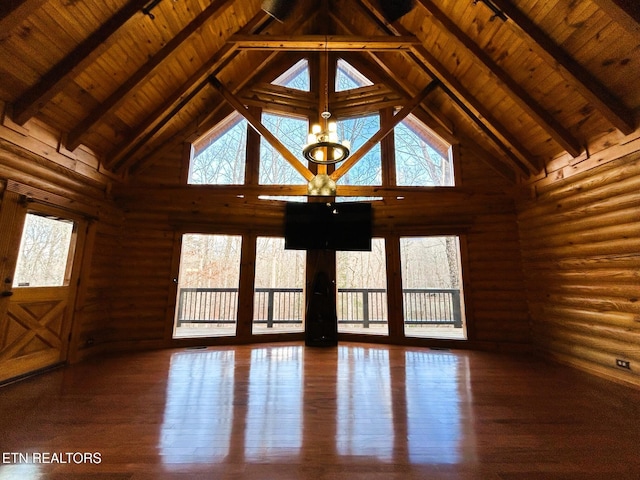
(13, 213, 75, 287)
(400, 236, 466, 339)
(188, 112, 247, 185)
(173, 234, 242, 338)
(336, 238, 388, 335)
(253, 237, 306, 334)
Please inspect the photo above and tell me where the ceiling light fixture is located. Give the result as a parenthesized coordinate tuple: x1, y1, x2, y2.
(303, 111, 350, 164)
(303, 41, 350, 165)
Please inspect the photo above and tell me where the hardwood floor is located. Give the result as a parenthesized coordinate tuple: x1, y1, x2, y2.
(1, 342, 639, 479)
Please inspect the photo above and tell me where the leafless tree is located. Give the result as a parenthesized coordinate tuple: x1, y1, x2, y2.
(13, 214, 74, 287)
(189, 117, 247, 185)
(260, 113, 308, 185)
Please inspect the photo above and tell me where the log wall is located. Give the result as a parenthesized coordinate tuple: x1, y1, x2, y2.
(0, 101, 533, 374)
(518, 145, 640, 388)
(0, 102, 123, 371)
(112, 139, 531, 352)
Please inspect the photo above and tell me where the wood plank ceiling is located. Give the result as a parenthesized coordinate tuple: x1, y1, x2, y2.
(0, 0, 638, 182)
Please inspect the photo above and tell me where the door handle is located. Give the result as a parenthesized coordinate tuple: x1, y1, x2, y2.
(1, 291, 13, 297)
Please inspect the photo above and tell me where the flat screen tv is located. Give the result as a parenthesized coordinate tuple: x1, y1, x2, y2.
(284, 201, 372, 251)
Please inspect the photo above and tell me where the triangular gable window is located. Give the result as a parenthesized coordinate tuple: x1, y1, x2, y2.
(335, 58, 374, 92)
(188, 112, 247, 185)
(395, 114, 453, 187)
(272, 58, 310, 91)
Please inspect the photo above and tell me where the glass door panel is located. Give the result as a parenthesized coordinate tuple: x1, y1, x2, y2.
(253, 237, 305, 335)
(400, 236, 466, 340)
(173, 234, 242, 338)
(336, 238, 388, 335)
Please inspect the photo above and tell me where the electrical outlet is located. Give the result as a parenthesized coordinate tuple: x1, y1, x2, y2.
(616, 359, 631, 370)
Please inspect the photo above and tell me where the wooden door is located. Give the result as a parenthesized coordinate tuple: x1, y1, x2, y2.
(0, 192, 86, 383)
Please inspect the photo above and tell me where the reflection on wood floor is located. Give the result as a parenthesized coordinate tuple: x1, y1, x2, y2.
(1, 342, 639, 479)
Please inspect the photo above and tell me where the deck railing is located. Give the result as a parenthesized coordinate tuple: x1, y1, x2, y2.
(176, 287, 462, 328)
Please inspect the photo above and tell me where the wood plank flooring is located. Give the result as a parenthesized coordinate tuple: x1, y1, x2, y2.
(1, 342, 639, 479)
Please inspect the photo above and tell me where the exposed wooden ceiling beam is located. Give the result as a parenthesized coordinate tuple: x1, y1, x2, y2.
(456, 133, 519, 183)
(121, 49, 282, 176)
(347, 53, 456, 142)
(0, 0, 48, 42)
(330, 84, 404, 117)
(66, 0, 237, 152)
(240, 83, 316, 117)
(128, 103, 235, 177)
(201, 52, 307, 131)
(228, 35, 421, 51)
(109, 10, 274, 174)
(415, 0, 583, 158)
(209, 76, 314, 182)
(490, 0, 636, 135)
(133, 49, 310, 177)
(589, 0, 640, 36)
(11, 0, 148, 126)
(331, 81, 439, 181)
(106, 45, 240, 172)
(410, 50, 538, 174)
(442, 83, 531, 177)
(356, 0, 538, 176)
(125, 9, 314, 177)
(409, 49, 536, 176)
(329, 11, 456, 143)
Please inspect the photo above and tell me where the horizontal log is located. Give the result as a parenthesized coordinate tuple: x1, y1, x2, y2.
(468, 260, 526, 274)
(518, 190, 640, 229)
(518, 202, 640, 238)
(537, 332, 640, 367)
(525, 274, 640, 293)
(228, 35, 421, 51)
(523, 269, 640, 288)
(535, 317, 640, 345)
(0, 151, 107, 203)
(521, 255, 640, 273)
(523, 237, 639, 261)
(529, 303, 639, 328)
(529, 292, 640, 318)
(474, 330, 531, 344)
(114, 184, 514, 202)
(470, 271, 529, 285)
(520, 169, 640, 220)
(533, 155, 640, 200)
(521, 222, 639, 251)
